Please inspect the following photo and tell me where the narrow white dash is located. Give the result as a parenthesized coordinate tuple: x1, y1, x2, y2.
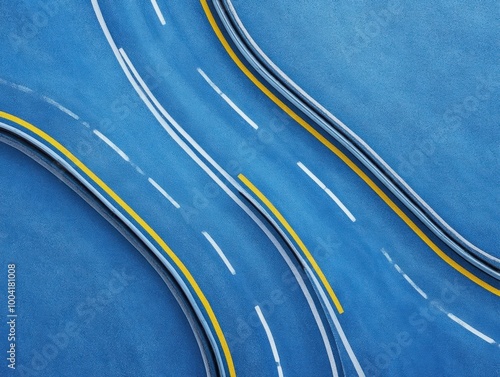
(134, 166, 145, 176)
(255, 306, 284, 377)
(447, 313, 496, 344)
(324, 188, 356, 222)
(380, 248, 393, 263)
(93, 129, 130, 162)
(202, 231, 236, 275)
(82, 121, 90, 128)
(42, 96, 80, 120)
(394, 264, 403, 274)
(298, 161, 356, 222)
(297, 161, 326, 189)
(148, 178, 180, 209)
(197, 68, 259, 130)
(150, 0, 166, 25)
(402, 274, 428, 299)
(0, 78, 33, 93)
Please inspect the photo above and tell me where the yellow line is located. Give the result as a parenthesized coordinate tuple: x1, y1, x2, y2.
(0, 111, 237, 376)
(238, 173, 345, 314)
(201, 1, 500, 296)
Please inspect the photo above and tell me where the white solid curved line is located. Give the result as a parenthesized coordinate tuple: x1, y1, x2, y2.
(0, 123, 215, 377)
(119, 45, 339, 375)
(92, 4, 339, 373)
(225, 0, 499, 265)
(306, 266, 365, 377)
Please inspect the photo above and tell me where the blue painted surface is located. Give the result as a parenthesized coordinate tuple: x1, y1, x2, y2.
(229, 0, 500, 257)
(0, 1, 499, 376)
(0, 142, 205, 376)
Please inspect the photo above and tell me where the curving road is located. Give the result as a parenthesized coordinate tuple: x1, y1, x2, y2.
(0, 1, 498, 376)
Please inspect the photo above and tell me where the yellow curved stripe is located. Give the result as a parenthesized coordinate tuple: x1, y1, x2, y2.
(0, 111, 236, 376)
(200, 1, 500, 296)
(239, 174, 345, 313)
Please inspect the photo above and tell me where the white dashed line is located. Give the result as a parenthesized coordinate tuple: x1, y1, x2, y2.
(150, 0, 166, 25)
(93, 129, 130, 162)
(255, 305, 284, 377)
(297, 161, 356, 222)
(41, 96, 80, 120)
(197, 68, 259, 130)
(447, 313, 496, 344)
(202, 231, 236, 275)
(380, 248, 393, 263)
(148, 178, 180, 209)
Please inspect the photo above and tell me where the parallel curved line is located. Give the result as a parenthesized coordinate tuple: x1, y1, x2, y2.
(0, 111, 235, 375)
(200, 0, 500, 296)
(239, 173, 344, 314)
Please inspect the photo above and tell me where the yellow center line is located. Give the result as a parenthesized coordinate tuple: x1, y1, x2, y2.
(0, 111, 236, 376)
(238, 173, 345, 314)
(200, 0, 500, 296)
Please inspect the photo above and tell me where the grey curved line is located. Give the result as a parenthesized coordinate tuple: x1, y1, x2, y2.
(211, 0, 500, 279)
(0, 123, 220, 377)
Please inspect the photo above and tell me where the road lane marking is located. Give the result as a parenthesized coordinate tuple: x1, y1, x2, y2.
(324, 189, 356, 222)
(239, 173, 344, 314)
(306, 267, 364, 376)
(0, 78, 33, 94)
(202, 231, 236, 275)
(255, 306, 284, 377)
(447, 313, 496, 344)
(150, 0, 166, 25)
(95, 7, 344, 372)
(380, 248, 393, 263)
(198, 67, 259, 130)
(297, 161, 326, 189)
(381, 250, 428, 299)
(393, 262, 428, 299)
(93, 129, 130, 162)
(0, 110, 232, 375)
(90, 6, 236, 368)
(297, 161, 356, 222)
(41, 95, 80, 120)
(200, 0, 500, 296)
(148, 177, 180, 209)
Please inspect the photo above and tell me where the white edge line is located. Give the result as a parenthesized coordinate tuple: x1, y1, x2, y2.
(255, 305, 284, 377)
(91, 3, 228, 373)
(120, 44, 337, 376)
(148, 177, 180, 209)
(202, 231, 236, 275)
(100, 20, 337, 374)
(150, 0, 166, 25)
(93, 129, 130, 162)
(197, 68, 259, 130)
(447, 313, 496, 344)
(0, 123, 217, 377)
(306, 266, 365, 376)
